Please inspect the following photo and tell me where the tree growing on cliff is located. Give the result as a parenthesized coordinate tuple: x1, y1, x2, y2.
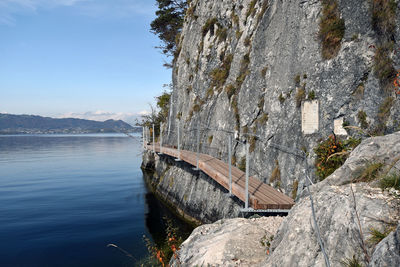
(137, 85, 171, 136)
(150, 0, 187, 59)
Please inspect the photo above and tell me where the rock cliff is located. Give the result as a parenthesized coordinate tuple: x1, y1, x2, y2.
(164, 0, 400, 196)
(170, 132, 400, 266)
(142, 151, 243, 224)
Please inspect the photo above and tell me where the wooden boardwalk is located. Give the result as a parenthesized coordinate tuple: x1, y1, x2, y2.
(145, 143, 295, 211)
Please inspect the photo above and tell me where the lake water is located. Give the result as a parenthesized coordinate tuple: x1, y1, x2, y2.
(0, 133, 192, 267)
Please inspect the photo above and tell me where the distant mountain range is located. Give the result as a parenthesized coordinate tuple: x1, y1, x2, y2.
(0, 113, 138, 134)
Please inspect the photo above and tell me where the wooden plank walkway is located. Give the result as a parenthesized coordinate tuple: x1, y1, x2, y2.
(146, 143, 295, 211)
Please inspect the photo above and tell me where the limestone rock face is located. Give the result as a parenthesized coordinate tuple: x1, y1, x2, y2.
(164, 0, 400, 196)
(142, 151, 242, 224)
(369, 225, 400, 267)
(264, 132, 400, 266)
(170, 216, 284, 267)
(264, 184, 399, 266)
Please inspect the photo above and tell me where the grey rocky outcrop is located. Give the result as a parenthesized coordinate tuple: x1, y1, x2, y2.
(165, 0, 400, 196)
(170, 216, 283, 266)
(260, 132, 400, 266)
(369, 225, 400, 267)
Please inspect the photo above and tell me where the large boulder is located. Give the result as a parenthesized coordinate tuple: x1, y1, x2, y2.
(171, 216, 283, 266)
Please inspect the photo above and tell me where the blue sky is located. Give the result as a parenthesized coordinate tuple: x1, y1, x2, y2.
(0, 0, 172, 124)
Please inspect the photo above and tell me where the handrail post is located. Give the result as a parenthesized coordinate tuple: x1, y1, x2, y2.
(160, 123, 163, 154)
(193, 124, 200, 170)
(245, 140, 249, 209)
(228, 134, 232, 195)
(176, 120, 181, 161)
(152, 124, 155, 153)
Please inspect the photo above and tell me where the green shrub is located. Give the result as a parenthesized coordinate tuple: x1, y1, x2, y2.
(270, 160, 281, 184)
(373, 42, 396, 87)
(261, 66, 268, 77)
(357, 110, 369, 129)
(315, 136, 361, 180)
(193, 104, 200, 112)
(378, 96, 394, 123)
(295, 88, 306, 108)
(225, 84, 236, 99)
(202, 17, 218, 36)
(340, 255, 363, 267)
(278, 93, 286, 104)
(319, 0, 345, 59)
(210, 53, 233, 90)
(216, 27, 228, 42)
(308, 90, 316, 100)
(371, 0, 397, 36)
(257, 113, 269, 124)
(354, 162, 384, 182)
(244, 36, 252, 46)
(246, 0, 258, 19)
(236, 53, 250, 88)
(186, 4, 196, 19)
(368, 226, 393, 245)
(231, 11, 239, 25)
(294, 74, 301, 86)
(379, 173, 400, 190)
(256, 1, 269, 24)
(372, 96, 394, 135)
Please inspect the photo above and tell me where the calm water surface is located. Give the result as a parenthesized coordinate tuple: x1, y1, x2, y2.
(0, 134, 191, 267)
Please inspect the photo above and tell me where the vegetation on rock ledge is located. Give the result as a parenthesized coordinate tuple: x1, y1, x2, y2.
(314, 135, 361, 180)
(318, 0, 345, 60)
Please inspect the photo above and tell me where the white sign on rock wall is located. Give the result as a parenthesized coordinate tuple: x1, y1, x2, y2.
(301, 100, 319, 134)
(334, 117, 348, 136)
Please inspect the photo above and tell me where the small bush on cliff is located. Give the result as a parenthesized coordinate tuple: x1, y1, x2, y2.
(295, 87, 306, 108)
(357, 110, 369, 129)
(246, 0, 258, 19)
(340, 255, 363, 267)
(314, 135, 361, 180)
(139, 88, 171, 137)
(379, 172, 400, 190)
(202, 17, 218, 37)
(150, 0, 187, 57)
(373, 41, 396, 88)
(210, 53, 233, 90)
(371, 0, 397, 37)
(368, 226, 394, 245)
(318, 0, 345, 60)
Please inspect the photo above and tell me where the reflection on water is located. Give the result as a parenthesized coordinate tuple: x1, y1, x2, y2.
(142, 170, 193, 247)
(0, 134, 192, 267)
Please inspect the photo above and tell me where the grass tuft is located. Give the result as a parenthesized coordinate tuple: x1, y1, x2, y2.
(379, 173, 400, 190)
(319, 0, 345, 59)
(295, 88, 306, 108)
(371, 0, 397, 37)
(368, 226, 393, 245)
(354, 162, 384, 183)
(340, 255, 363, 267)
(373, 42, 396, 88)
(202, 17, 218, 37)
(357, 110, 369, 129)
